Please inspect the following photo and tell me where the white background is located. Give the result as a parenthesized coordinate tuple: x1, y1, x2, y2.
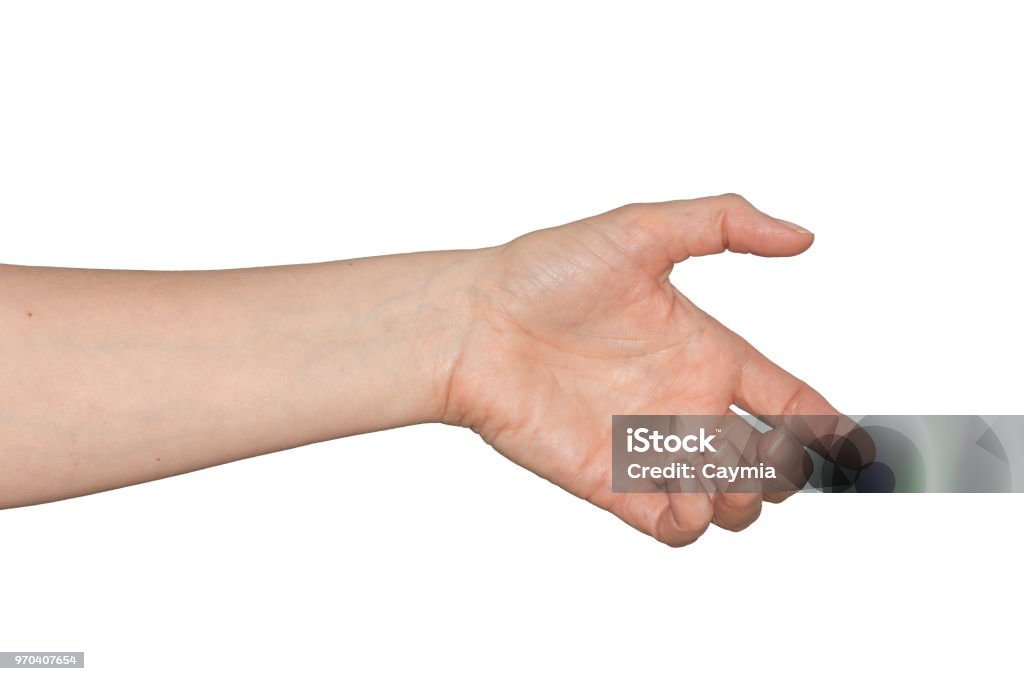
(2, 2, 1022, 678)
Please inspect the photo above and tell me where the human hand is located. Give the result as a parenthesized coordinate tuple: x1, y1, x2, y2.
(444, 195, 844, 546)
(0, 193, 855, 526)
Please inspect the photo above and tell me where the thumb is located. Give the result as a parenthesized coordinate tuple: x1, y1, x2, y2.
(611, 193, 815, 264)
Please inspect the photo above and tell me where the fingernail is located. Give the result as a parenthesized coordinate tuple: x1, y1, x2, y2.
(779, 220, 813, 235)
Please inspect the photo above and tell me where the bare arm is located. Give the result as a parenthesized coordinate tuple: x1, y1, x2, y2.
(0, 251, 481, 507)
(2, 195, 845, 546)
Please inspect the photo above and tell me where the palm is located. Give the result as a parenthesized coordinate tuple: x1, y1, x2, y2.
(446, 197, 835, 545)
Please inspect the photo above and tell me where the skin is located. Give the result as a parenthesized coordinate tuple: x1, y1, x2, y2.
(0, 194, 843, 546)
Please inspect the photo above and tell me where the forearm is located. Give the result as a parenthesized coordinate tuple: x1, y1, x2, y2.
(0, 251, 481, 508)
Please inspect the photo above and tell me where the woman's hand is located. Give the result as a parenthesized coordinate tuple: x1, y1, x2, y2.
(445, 194, 842, 546)
(0, 194, 847, 545)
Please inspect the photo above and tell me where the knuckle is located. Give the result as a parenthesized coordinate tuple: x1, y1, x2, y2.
(713, 494, 763, 532)
(716, 520, 755, 533)
(611, 202, 648, 226)
(653, 506, 709, 548)
(715, 510, 762, 533)
(780, 380, 814, 417)
(717, 192, 750, 208)
(664, 537, 695, 548)
(656, 530, 698, 548)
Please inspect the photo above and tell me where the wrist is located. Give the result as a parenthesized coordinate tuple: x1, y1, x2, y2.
(323, 246, 498, 431)
(416, 246, 499, 426)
